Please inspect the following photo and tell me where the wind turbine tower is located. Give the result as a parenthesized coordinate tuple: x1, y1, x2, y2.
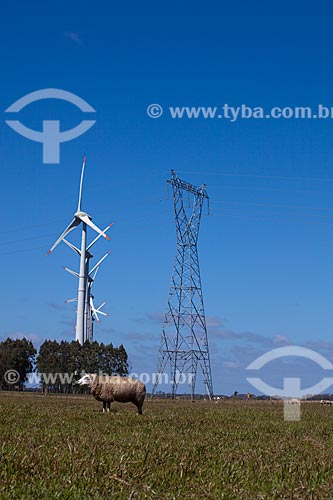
(47, 156, 111, 344)
(64, 246, 111, 342)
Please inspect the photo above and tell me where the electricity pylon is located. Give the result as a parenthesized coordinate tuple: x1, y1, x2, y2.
(152, 170, 213, 400)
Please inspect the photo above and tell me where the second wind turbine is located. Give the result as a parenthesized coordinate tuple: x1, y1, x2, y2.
(47, 156, 111, 344)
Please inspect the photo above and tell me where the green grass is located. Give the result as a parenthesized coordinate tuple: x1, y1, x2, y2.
(1, 393, 333, 499)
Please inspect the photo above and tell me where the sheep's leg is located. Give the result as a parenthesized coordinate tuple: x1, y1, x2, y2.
(102, 401, 107, 413)
(107, 402, 111, 413)
(137, 405, 143, 415)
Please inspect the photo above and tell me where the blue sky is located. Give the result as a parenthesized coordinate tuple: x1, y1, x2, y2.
(2, 1, 333, 395)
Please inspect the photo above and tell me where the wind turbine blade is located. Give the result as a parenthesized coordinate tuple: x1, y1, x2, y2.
(87, 223, 114, 250)
(78, 214, 110, 240)
(90, 297, 100, 323)
(47, 218, 80, 255)
(96, 301, 106, 310)
(64, 267, 79, 278)
(77, 155, 86, 212)
(96, 310, 108, 317)
(63, 238, 81, 255)
(95, 301, 108, 318)
(89, 251, 111, 276)
(91, 266, 100, 282)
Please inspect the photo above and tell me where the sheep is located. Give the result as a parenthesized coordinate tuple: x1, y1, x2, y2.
(287, 398, 300, 405)
(77, 374, 146, 414)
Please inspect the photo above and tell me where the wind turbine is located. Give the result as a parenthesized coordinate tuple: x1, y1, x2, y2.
(86, 251, 110, 337)
(47, 156, 111, 345)
(64, 249, 111, 341)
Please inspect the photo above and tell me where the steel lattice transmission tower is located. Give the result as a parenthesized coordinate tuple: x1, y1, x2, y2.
(152, 170, 213, 400)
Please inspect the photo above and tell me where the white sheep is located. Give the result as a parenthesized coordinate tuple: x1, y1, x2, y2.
(77, 374, 146, 414)
(287, 398, 300, 405)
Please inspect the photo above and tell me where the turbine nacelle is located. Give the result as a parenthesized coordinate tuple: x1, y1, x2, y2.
(74, 210, 91, 220)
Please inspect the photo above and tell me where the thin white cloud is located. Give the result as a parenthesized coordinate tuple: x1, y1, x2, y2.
(146, 312, 165, 324)
(273, 335, 289, 345)
(64, 32, 82, 45)
(206, 316, 223, 328)
(222, 361, 243, 369)
(48, 302, 67, 311)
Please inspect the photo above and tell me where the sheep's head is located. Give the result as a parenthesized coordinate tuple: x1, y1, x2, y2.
(77, 373, 94, 387)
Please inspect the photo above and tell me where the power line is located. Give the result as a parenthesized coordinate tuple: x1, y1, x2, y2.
(211, 200, 333, 212)
(210, 211, 333, 225)
(1, 196, 167, 237)
(0, 245, 47, 256)
(179, 170, 333, 183)
(0, 232, 58, 248)
(0, 208, 173, 256)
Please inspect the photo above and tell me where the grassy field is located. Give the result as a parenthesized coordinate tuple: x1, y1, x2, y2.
(1, 393, 333, 499)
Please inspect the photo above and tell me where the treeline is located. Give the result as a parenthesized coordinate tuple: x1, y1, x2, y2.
(0, 338, 128, 393)
(0, 338, 36, 390)
(37, 340, 128, 393)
